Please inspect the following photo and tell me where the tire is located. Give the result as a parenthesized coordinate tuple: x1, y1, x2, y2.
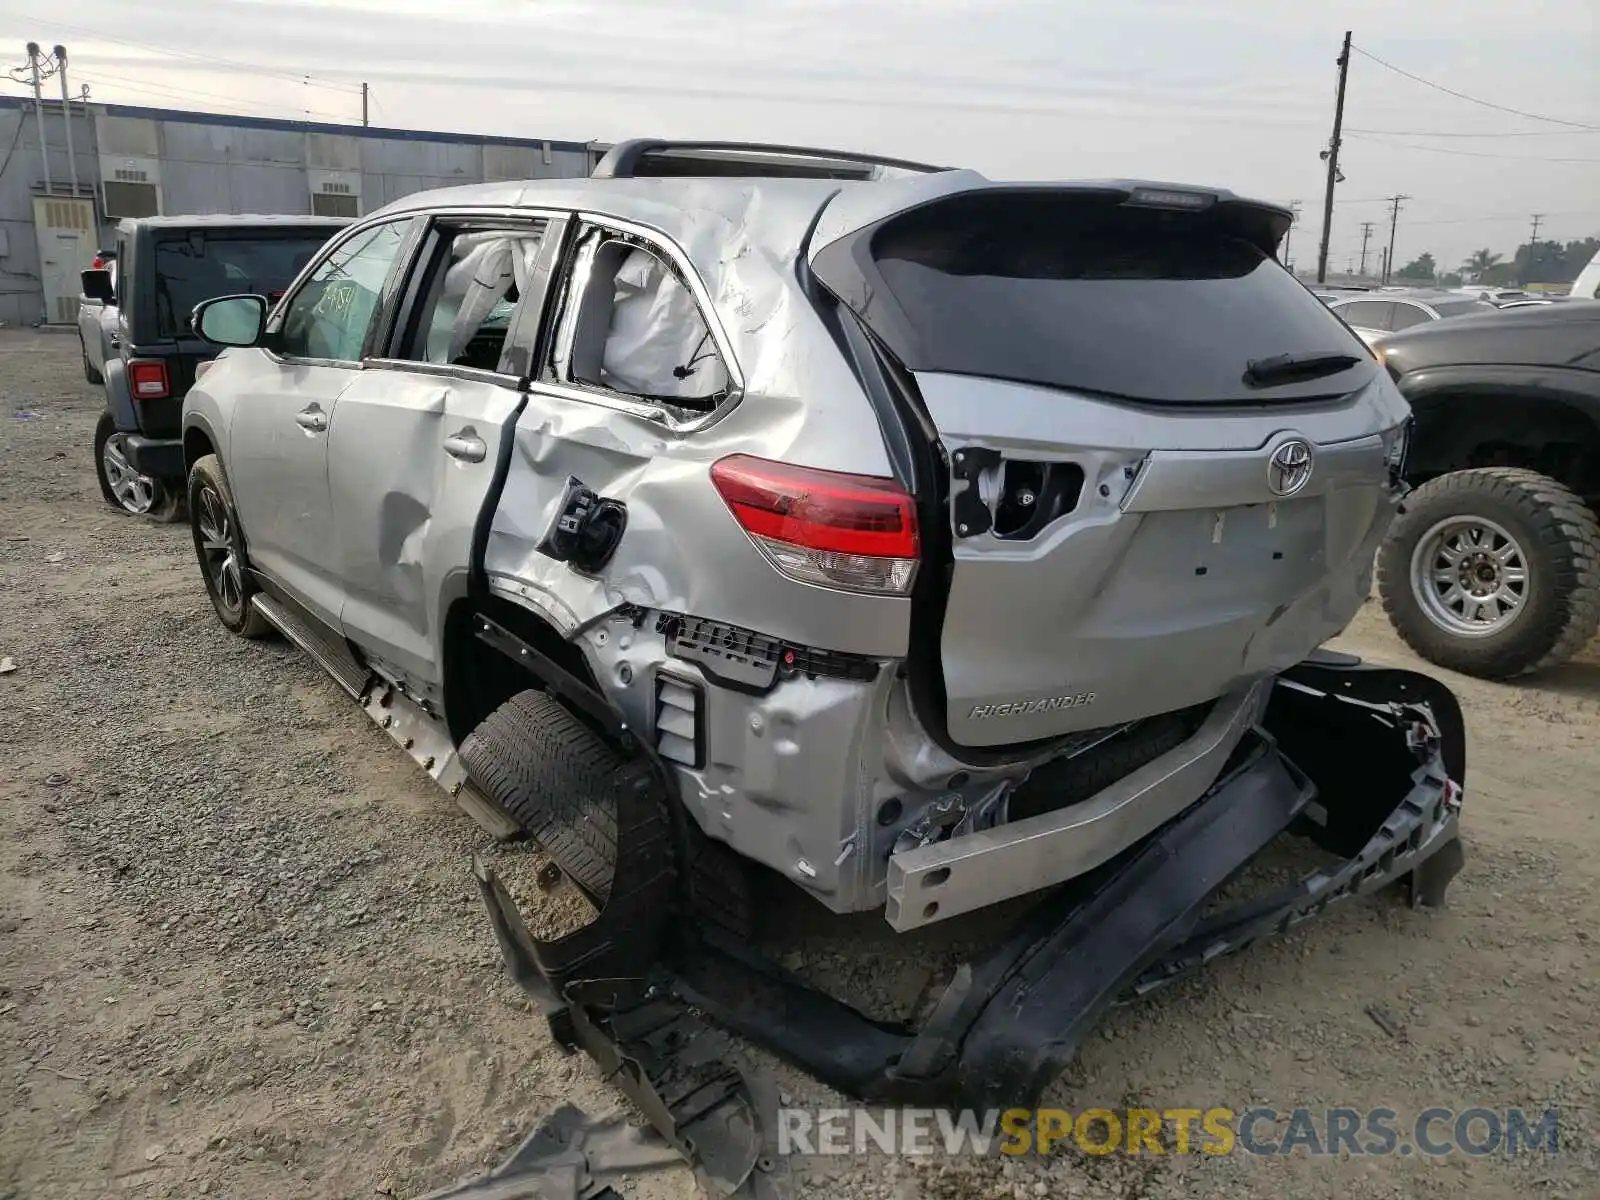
(82, 342, 103, 385)
(461, 689, 626, 905)
(460, 688, 757, 937)
(94, 411, 168, 517)
(187, 453, 272, 639)
(1377, 467, 1600, 679)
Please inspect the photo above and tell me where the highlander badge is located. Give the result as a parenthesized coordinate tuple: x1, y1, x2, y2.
(970, 692, 1096, 719)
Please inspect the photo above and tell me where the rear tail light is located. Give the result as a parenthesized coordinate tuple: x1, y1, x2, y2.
(128, 360, 170, 400)
(710, 454, 919, 595)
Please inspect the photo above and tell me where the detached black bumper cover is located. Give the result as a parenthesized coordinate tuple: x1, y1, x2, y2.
(472, 657, 1464, 1191)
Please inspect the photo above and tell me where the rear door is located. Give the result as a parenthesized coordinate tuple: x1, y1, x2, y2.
(811, 185, 1399, 748)
(328, 213, 565, 691)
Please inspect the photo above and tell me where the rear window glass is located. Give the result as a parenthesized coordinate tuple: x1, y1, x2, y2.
(153, 233, 332, 338)
(1430, 298, 1498, 319)
(829, 193, 1377, 404)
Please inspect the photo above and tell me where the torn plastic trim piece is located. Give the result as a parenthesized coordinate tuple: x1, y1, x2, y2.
(473, 857, 789, 1200)
(475, 614, 637, 752)
(414, 1102, 683, 1200)
(476, 656, 1465, 1125)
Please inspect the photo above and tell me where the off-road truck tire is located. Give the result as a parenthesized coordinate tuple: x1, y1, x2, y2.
(461, 688, 756, 937)
(1377, 467, 1600, 679)
(187, 454, 272, 639)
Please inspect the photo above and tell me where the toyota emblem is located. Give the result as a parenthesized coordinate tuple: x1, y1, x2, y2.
(1267, 438, 1314, 497)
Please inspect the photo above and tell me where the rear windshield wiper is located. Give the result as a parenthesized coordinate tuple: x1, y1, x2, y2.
(1243, 351, 1363, 387)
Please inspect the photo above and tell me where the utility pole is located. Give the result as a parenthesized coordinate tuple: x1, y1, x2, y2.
(26, 42, 51, 194)
(1316, 30, 1352, 285)
(52, 45, 78, 198)
(1358, 222, 1375, 277)
(1283, 200, 1302, 270)
(361, 82, 369, 127)
(1523, 213, 1544, 285)
(1383, 193, 1410, 284)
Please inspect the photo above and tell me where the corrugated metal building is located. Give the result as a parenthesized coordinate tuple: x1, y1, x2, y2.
(0, 95, 602, 327)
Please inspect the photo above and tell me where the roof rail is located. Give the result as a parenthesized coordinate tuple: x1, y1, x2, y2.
(590, 139, 951, 181)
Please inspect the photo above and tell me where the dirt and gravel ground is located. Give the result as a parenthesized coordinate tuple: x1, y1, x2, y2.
(1, 327, 1597, 1200)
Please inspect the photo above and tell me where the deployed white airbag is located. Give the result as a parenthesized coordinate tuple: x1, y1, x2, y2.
(426, 232, 542, 364)
(600, 248, 728, 400)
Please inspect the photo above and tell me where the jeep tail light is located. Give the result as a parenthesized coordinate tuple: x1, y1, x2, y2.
(128, 360, 170, 400)
(710, 454, 919, 595)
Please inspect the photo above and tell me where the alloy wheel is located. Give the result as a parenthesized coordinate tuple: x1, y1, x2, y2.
(101, 433, 158, 514)
(195, 485, 244, 616)
(1409, 515, 1530, 637)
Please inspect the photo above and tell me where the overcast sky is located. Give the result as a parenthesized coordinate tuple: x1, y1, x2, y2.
(3, 0, 1596, 274)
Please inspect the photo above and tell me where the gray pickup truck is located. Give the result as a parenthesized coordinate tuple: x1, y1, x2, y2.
(78, 214, 348, 518)
(76, 248, 117, 385)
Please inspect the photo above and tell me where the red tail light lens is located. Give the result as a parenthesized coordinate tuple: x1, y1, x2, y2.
(710, 454, 919, 595)
(128, 360, 170, 400)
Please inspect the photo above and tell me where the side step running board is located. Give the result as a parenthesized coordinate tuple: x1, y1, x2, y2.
(251, 592, 372, 699)
(251, 591, 523, 843)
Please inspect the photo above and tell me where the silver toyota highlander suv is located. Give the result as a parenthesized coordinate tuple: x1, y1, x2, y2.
(179, 141, 1449, 952)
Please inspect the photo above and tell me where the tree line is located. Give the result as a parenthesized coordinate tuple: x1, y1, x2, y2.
(1392, 237, 1599, 288)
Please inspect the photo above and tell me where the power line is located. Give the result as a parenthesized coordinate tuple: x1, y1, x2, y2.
(1345, 132, 1600, 164)
(1351, 43, 1600, 132)
(1347, 126, 1599, 139)
(0, 9, 364, 94)
(75, 71, 354, 123)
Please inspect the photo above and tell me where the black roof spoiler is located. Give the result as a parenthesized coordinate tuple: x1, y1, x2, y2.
(590, 139, 952, 181)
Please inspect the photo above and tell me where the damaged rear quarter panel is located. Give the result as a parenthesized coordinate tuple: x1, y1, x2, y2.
(483, 184, 913, 659)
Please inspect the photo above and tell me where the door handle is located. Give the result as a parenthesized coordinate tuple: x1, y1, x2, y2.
(443, 431, 487, 463)
(294, 407, 328, 433)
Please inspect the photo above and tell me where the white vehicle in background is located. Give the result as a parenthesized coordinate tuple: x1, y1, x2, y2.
(1570, 248, 1600, 302)
(1325, 289, 1498, 346)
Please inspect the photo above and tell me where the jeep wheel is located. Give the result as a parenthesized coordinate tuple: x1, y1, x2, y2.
(94, 411, 165, 516)
(187, 453, 272, 638)
(1377, 467, 1600, 679)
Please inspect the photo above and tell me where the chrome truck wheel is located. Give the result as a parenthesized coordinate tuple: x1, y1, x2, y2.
(1377, 467, 1600, 679)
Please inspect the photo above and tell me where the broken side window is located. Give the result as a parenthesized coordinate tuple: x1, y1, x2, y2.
(560, 233, 731, 418)
(403, 224, 546, 374)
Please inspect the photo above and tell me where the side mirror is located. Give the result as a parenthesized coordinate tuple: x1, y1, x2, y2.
(80, 268, 114, 304)
(193, 294, 268, 348)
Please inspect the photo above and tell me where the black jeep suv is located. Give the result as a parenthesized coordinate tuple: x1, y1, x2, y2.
(80, 214, 350, 518)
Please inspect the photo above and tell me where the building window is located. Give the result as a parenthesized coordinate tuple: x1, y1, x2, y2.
(103, 180, 160, 218)
(311, 192, 360, 218)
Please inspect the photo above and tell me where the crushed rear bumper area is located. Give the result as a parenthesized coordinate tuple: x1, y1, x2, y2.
(470, 655, 1464, 1196)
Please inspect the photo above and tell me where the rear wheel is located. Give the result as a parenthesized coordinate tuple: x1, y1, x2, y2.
(187, 453, 272, 638)
(94, 411, 166, 516)
(461, 688, 756, 936)
(1377, 467, 1600, 679)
